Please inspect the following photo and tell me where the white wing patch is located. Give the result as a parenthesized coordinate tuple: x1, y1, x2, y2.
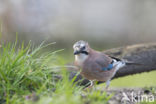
(112, 59, 126, 71)
(109, 59, 126, 78)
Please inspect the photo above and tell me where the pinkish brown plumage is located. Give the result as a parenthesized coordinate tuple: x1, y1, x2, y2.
(81, 49, 114, 81)
(73, 40, 126, 88)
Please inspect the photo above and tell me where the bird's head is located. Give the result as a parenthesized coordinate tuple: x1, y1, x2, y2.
(73, 40, 90, 56)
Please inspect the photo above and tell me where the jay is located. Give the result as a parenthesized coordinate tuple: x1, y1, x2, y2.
(73, 40, 136, 89)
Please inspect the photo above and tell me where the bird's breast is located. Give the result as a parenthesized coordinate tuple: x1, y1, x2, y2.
(75, 54, 88, 67)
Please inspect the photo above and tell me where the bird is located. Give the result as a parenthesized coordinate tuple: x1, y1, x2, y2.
(73, 40, 139, 89)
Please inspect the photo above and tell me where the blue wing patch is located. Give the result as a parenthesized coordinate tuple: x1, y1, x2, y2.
(102, 64, 113, 71)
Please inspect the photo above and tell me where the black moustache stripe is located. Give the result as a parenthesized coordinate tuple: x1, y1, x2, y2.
(81, 51, 89, 55)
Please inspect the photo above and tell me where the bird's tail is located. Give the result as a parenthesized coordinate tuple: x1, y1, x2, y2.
(110, 56, 143, 66)
(123, 60, 143, 65)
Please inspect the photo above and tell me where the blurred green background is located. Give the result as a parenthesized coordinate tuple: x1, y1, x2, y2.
(0, 0, 156, 87)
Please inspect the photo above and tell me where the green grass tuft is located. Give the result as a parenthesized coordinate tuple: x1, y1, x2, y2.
(0, 41, 60, 103)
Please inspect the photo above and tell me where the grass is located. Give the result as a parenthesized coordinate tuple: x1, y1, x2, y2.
(0, 41, 58, 103)
(0, 41, 111, 104)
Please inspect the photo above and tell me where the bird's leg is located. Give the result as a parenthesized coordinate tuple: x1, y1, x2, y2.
(105, 80, 110, 90)
(84, 80, 94, 90)
(87, 80, 94, 89)
(90, 80, 94, 87)
(89, 80, 97, 90)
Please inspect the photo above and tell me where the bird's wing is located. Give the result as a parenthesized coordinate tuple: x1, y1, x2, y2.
(94, 53, 113, 71)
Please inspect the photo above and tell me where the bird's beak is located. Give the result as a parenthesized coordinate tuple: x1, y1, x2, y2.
(74, 50, 81, 55)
